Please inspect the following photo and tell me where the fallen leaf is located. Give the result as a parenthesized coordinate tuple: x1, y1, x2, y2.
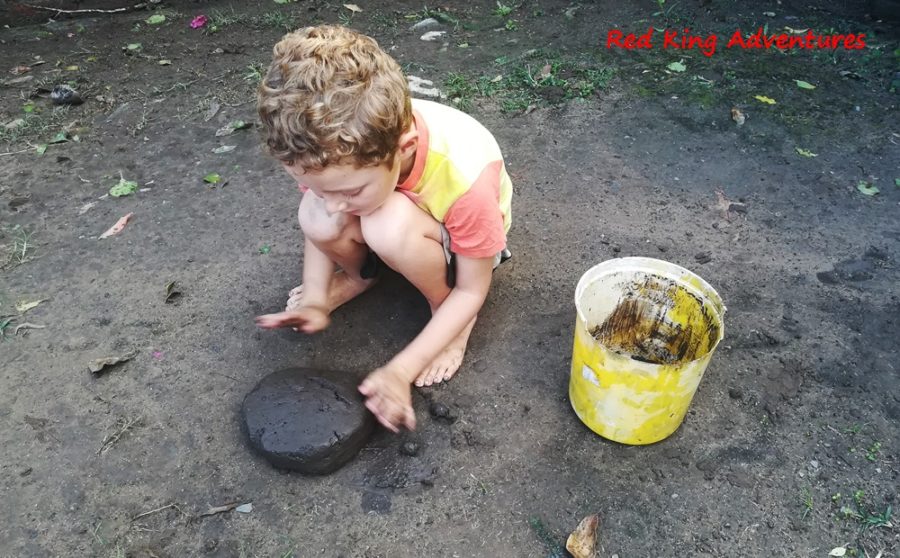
(730, 108, 746, 126)
(35, 144, 48, 155)
(204, 101, 221, 122)
(164, 281, 182, 303)
(99, 212, 135, 239)
(784, 27, 809, 34)
(215, 120, 252, 137)
(490, 74, 503, 83)
(48, 131, 69, 144)
(537, 64, 552, 80)
(79, 201, 98, 214)
(566, 514, 600, 558)
(158, 59, 172, 65)
(274, 0, 296, 3)
(754, 95, 776, 104)
(343, 4, 363, 12)
(895, 178, 900, 188)
(795, 148, 817, 157)
(16, 300, 45, 314)
(714, 189, 747, 220)
(146, 14, 166, 25)
(762, 11, 776, 16)
(65, 65, 79, 71)
(235, 503, 253, 513)
(795, 79, 816, 90)
(839, 70, 861, 80)
(109, 177, 138, 197)
(212, 145, 236, 154)
(856, 180, 879, 196)
(203, 173, 221, 184)
(5, 76, 33, 85)
(259, 245, 271, 255)
(126, 43, 142, 51)
(829, 548, 847, 557)
(88, 350, 138, 375)
(420, 30, 446, 41)
(667, 61, 687, 72)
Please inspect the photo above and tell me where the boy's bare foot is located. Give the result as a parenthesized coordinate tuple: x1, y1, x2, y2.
(286, 270, 376, 313)
(415, 317, 476, 387)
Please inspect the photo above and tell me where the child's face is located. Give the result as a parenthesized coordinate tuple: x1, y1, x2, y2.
(284, 154, 401, 217)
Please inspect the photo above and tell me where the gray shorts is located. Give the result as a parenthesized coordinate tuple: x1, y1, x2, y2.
(359, 225, 511, 287)
(439, 224, 511, 288)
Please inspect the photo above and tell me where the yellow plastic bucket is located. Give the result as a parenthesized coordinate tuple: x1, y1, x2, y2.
(569, 257, 726, 445)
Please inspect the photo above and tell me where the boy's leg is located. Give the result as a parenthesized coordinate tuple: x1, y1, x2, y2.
(290, 192, 376, 313)
(360, 191, 477, 386)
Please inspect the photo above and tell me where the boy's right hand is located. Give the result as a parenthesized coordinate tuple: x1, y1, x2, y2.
(254, 305, 330, 334)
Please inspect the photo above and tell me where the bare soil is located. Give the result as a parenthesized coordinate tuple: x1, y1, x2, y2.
(1, 1, 898, 557)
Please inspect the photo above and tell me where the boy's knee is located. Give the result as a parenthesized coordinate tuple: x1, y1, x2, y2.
(360, 194, 420, 255)
(298, 202, 350, 244)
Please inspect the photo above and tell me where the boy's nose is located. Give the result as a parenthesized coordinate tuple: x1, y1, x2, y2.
(325, 199, 348, 214)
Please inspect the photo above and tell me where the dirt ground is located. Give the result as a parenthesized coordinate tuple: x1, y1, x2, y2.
(1, 1, 898, 556)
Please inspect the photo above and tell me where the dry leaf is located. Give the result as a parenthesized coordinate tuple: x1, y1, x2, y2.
(343, 3, 362, 12)
(566, 514, 600, 558)
(16, 299, 45, 314)
(714, 190, 747, 220)
(88, 351, 138, 375)
(754, 95, 776, 105)
(537, 64, 552, 80)
(11, 65, 31, 75)
(99, 212, 134, 239)
(829, 548, 847, 557)
(730, 108, 745, 126)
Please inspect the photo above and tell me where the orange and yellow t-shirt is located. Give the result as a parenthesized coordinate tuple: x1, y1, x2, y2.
(397, 99, 513, 259)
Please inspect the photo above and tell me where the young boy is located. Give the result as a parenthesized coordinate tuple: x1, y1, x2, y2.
(254, 25, 512, 432)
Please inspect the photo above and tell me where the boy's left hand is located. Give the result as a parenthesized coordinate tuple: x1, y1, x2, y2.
(359, 365, 416, 432)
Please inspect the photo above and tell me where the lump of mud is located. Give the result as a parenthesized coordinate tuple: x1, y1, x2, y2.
(241, 367, 374, 475)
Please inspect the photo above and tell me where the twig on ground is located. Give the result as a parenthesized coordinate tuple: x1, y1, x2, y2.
(0, 148, 32, 157)
(97, 416, 142, 455)
(198, 502, 239, 518)
(19, 1, 158, 15)
(131, 503, 185, 522)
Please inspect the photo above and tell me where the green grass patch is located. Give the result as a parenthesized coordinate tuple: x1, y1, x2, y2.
(444, 50, 614, 113)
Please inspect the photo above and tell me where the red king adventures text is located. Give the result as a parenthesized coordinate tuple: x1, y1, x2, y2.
(607, 28, 866, 57)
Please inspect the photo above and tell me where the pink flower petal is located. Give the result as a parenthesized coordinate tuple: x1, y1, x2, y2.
(190, 15, 208, 29)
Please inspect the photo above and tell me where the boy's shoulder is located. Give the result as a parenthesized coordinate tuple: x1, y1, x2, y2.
(412, 99, 503, 167)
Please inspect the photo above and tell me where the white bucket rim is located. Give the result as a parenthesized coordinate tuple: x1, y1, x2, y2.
(574, 257, 727, 353)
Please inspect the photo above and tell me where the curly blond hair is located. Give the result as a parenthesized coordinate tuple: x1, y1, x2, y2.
(257, 25, 412, 171)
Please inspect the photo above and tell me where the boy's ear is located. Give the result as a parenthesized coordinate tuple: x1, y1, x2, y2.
(396, 127, 418, 158)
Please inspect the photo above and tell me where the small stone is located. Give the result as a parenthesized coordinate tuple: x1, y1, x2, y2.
(50, 84, 83, 106)
(428, 401, 457, 423)
(399, 441, 419, 456)
(728, 388, 743, 400)
(695, 252, 713, 264)
(410, 17, 439, 31)
(241, 367, 374, 475)
(809, 459, 819, 469)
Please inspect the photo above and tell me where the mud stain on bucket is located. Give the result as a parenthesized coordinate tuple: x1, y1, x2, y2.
(588, 275, 721, 365)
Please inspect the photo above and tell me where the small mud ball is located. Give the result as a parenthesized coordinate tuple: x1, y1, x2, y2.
(241, 368, 374, 475)
(50, 85, 83, 106)
(399, 440, 420, 456)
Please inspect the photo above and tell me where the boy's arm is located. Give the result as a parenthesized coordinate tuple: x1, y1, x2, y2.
(255, 232, 335, 333)
(393, 254, 493, 375)
(359, 254, 494, 431)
